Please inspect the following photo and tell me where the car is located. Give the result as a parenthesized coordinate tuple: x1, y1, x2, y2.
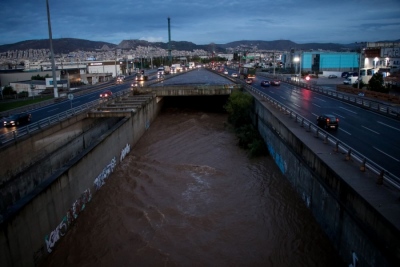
(343, 79, 351, 85)
(231, 73, 238, 78)
(328, 75, 337, 79)
(316, 114, 339, 130)
(341, 72, 349, 78)
(245, 78, 253, 84)
(224, 70, 229, 75)
(100, 90, 113, 98)
(3, 112, 32, 127)
(270, 80, 280, 86)
(260, 80, 270, 87)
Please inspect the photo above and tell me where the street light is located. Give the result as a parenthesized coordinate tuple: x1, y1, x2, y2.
(357, 48, 365, 89)
(293, 56, 300, 81)
(46, 0, 58, 98)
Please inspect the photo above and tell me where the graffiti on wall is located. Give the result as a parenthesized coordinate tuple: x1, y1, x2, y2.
(45, 189, 92, 253)
(93, 157, 116, 190)
(120, 143, 130, 162)
(43, 146, 127, 257)
(67, 189, 92, 223)
(45, 217, 68, 253)
(267, 143, 287, 174)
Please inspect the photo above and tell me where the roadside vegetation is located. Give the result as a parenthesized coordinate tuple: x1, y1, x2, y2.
(224, 90, 268, 157)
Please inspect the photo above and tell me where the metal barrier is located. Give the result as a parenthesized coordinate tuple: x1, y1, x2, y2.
(245, 84, 400, 191)
(258, 72, 400, 119)
(0, 89, 130, 146)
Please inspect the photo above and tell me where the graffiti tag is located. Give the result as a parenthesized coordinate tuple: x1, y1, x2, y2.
(120, 143, 131, 162)
(93, 157, 116, 190)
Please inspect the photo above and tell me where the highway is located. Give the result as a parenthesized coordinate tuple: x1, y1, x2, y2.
(227, 69, 400, 178)
(1, 67, 399, 179)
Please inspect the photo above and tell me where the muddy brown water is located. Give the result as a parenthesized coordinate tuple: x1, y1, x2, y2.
(40, 107, 344, 267)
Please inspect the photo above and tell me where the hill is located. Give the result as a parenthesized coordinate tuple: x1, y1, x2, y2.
(1, 38, 398, 54)
(0, 38, 117, 54)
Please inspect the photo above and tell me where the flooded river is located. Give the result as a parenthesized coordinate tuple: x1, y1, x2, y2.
(41, 106, 344, 267)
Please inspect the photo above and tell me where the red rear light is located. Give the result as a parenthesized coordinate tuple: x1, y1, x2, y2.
(326, 118, 330, 122)
(336, 118, 339, 122)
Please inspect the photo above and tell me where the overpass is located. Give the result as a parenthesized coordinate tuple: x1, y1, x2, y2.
(0, 68, 399, 267)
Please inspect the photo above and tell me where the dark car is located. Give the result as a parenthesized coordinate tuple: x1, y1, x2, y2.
(341, 72, 349, 78)
(270, 80, 280, 86)
(100, 90, 113, 98)
(317, 114, 339, 130)
(328, 75, 337, 79)
(245, 78, 253, 84)
(260, 80, 270, 87)
(3, 112, 32, 127)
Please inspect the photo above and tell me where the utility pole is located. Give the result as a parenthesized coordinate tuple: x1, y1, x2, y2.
(168, 17, 172, 66)
(46, 0, 58, 98)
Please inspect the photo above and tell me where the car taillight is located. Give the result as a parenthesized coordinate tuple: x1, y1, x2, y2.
(336, 118, 339, 122)
(326, 118, 330, 122)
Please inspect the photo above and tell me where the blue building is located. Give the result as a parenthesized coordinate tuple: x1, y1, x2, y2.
(301, 52, 359, 72)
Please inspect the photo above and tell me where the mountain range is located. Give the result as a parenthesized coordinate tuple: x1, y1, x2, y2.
(0, 38, 398, 54)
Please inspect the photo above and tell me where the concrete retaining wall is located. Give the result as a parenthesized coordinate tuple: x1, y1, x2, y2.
(0, 95, 163, 267)
(0, 114, 122, 214)
(253, 97, 399, 267)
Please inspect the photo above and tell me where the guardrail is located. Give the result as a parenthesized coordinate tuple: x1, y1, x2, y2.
(258, 72, 400, 119)
(0, 69, 194, 146)
(0, 89, 131, 147)
(245, 84, 400, 192)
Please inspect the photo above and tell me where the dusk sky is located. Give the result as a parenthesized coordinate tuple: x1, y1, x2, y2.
(1, 0, 399, 46)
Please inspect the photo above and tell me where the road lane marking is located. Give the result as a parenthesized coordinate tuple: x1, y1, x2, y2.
(47, 108, 58, 113)
(339, 128, 351, 135)
(314, 97, 326, 102)
(373, 147, 400, 162)
(361, 126, 380, 135)
(332, 112, 345, 118)
(294, 103, 301, 108)
(280, 96, 286, 100)
(312, 103, 321, 108)
(377, 121, 400, 132)
(339, 107, 357, 114)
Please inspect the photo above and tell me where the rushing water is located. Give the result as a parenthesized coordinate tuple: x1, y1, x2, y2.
(40, 107, 344, 267)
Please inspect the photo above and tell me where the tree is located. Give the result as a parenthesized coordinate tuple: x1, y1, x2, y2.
(2, 85, 16, 96)
(352, 80, 366, 89)
(224, 90, 253, 128)
(368, 73, 388, 93)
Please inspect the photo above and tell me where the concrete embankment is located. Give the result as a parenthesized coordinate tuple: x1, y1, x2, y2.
(1, 82, 399, 267)
(250, 90, 399, 267)
(0, 94, 162, 267)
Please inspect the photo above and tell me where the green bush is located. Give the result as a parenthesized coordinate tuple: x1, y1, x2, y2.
(352, 80, 366, 89)
(18, 91, 29, 98)
(2, 85, 16, 96)
(224, 91, 268, 157)
(368, 73, 388, 93)
(224, 90, 253, 128)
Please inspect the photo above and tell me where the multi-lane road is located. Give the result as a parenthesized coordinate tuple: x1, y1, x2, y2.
(230, 70, 400, 179)
(2, 67, 400, 179)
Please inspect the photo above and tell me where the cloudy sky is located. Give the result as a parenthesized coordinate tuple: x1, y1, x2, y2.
(1, 0, 399, 46)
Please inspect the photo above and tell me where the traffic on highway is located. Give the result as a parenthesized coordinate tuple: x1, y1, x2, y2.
(1, 67, 399, 186)
(222, 67, 400, 182)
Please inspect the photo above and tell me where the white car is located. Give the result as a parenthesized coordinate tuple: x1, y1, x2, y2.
(231, 73, 238, 78)
(224, 70, 228, 75)
(343, 79, 351, 85)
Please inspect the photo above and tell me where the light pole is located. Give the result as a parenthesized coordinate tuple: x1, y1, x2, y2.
(294, 56, 300, 81)
(46, 0, 58, 98)
(357, 48, 364, 89)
